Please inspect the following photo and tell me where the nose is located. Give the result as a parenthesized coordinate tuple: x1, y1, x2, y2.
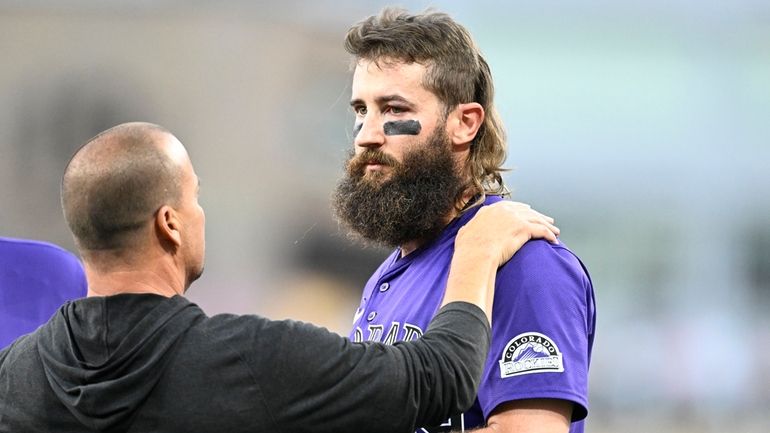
(354, 115, 385, 150)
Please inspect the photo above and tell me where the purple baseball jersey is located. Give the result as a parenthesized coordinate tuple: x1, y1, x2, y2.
(349, 196, 595, 433)
(0, 237, 87, 349)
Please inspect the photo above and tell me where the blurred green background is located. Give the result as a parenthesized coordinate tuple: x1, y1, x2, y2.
(1, 1, 768, 431)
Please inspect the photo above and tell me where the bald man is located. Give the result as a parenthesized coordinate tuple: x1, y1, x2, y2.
(0, 122, 559, 433)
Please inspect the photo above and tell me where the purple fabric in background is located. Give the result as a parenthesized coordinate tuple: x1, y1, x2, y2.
(0, 237, 87, 349)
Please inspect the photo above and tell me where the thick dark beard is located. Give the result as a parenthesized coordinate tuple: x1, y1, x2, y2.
(332, 129, 465, 248)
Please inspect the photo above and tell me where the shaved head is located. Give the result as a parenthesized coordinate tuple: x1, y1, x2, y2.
(62, 122, 183, 251)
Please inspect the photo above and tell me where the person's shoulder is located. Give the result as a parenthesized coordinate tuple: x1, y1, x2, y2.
(0, 236, 82, 265)
(0, 329, 40, 365)
(0, 237, 86, 293)
(199, 312, 265, 335)
(510, 239, 585, 268)
(201, 312, 326, 342)
(180, 312, 268, 360)
(199, 312, 349, 369)
(500, 239, 592, 289)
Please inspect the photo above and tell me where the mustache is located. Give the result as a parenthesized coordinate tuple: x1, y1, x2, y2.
(346, 149, 400, 175)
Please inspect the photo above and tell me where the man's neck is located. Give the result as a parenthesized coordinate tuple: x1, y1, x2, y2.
(84, 263, 185, 298)
(399, 239, 424, 258)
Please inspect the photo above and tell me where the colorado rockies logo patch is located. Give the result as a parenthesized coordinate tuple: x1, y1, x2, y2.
(499, 332, 564, 378)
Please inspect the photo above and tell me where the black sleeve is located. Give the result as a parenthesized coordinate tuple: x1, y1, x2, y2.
(244, 301, 490, 433)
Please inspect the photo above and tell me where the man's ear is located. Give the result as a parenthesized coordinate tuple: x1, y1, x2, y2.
(447, 102, 484, 147)
(155, 205, 182, 249)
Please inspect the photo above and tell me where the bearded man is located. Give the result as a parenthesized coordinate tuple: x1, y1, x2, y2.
(333, 8, 596, 433)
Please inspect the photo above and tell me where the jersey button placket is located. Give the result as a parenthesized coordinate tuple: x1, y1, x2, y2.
(366, 279, 389, 323)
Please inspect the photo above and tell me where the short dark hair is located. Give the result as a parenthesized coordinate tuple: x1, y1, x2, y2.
(345, 7, 507, 203)
(61, 122, 182, 251)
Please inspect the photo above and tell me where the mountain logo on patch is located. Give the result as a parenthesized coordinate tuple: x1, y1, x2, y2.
(499, 332, 564, 378)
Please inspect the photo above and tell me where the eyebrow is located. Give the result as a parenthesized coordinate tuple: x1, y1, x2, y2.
(349, 94, 416, 108)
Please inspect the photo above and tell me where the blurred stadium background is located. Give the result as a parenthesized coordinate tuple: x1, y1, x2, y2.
(1, 0, 768, 431)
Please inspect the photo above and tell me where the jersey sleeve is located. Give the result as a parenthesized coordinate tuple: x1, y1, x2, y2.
(477, 240, 595, 422)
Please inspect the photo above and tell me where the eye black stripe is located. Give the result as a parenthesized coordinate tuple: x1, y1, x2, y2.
(383, 120, 421, 136)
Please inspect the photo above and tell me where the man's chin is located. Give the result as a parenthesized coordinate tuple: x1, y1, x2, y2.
(361, 167, 393, 183)
(185, 265, 204, 292)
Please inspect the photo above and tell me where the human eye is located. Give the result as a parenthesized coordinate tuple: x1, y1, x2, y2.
(384, 105, 408, 115)
(352, 105, 367, 116)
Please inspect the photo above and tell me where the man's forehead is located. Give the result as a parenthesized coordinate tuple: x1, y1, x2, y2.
(351, 59, 431, 101)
